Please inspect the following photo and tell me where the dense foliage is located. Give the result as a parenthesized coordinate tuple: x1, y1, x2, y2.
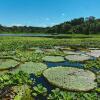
(0, 25, 46, 33)
(47, 16, 100, 34)
(0, 36, 100, 99)
(48, 88, 98, 100)
(0, 71, 32, 90)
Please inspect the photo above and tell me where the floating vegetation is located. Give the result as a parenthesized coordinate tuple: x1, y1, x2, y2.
(15, 50, 44, 62)
(0, 71, 8, 76)
(32, 84, 47, 99)
(63, 51, 81, 55)
(35, 49, 44, 54)
(0, 59, 19, 71)
(11, 62, 47, 75)
(0, 37, 100, 99)
(12, 85, 33, 100)
(0, 71, 32, 90)
(65, 54, 91, 62)
(89, 48, 100, 50)
(42, 56, 65, 62)
(28, 47, 40, 51)
(48, 88, 98, 100)
(84, 58, 100, 71)
(43, 49, 56, 53)
(43, 67, 97, 91)
(86, 50, 100, 58)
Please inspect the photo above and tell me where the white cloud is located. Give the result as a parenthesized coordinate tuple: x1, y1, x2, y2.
(45, 18, 50, 21)
(61, 13, 65, 16)
(12, 24, 24, 26)
(7, 24, 24, 27)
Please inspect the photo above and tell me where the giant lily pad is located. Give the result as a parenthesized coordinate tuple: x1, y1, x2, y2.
(35, 49, 44, 54)
(86, 50, 100, 58)
(63, 51, 81, 55)
(12, 62, 47, 75)
(43, 67, 97, 91)
(0, 59, 19, 70)
(42, 56, 65, 62)
(43, 49, 56, 53)
(65, 54, 91, 62)
(28, 47, 40, 51)
(89, 48, 100, 50)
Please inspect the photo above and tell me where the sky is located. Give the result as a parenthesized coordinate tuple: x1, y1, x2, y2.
(0, 0, 100, 27)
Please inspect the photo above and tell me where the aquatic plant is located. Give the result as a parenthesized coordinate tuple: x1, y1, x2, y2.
(11, 62, 47, 75)
(48, 88, 98, 100)
(13, 85, 33, 100)
(43, 67, 97, 91)
(32, 84, 47, 97)
(65, 54, 91, 62)
(0, 59, 19, 70)
(42, 56, 65, 62)
(84, 58, 100, 71)
(86, 50, 100, 58)
(63, 50, 81, 55)
(15, 50, 44, 62)
(0, 71, 32, 90)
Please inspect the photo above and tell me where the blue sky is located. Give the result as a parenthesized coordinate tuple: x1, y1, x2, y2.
(0, 0, 100, 27)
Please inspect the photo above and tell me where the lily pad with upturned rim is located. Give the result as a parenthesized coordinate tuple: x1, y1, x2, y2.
(65, 54, 91, 62)
(43, 67, 97, 91)
(0, 59, 19, 70)
(42, 56, 65, 62)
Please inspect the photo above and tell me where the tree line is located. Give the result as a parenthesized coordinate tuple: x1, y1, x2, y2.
(0, 16, 100, 34)
(47, 16, 100, 34)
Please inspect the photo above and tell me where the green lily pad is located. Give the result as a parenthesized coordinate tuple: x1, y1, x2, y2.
(12, 62, 47, 75)
(63, 51, 81, 55)
(65, 54, 91, 62)
(86, 50, 100, 58)
(43, 67, 97, 91)
(42, 56, 65, 62)
(35, 49, 44, 53)
(43, 49, 56, 52)
(0, 59, 19, 70)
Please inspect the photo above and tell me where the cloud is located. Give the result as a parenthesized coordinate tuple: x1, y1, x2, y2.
(12, 24, 24, 26)
(45, 18, 50, 21)
(7, 24, 24, 27)
(61, 13, 65, 16)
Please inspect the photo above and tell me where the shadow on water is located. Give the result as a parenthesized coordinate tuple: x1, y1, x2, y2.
(30, 74, 55, 100)
(29, 60, 84, 100)
(30, 61, 84, 95)
(30, 74, 54, 93)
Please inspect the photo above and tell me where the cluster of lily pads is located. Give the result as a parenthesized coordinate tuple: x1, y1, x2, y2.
(0, 37, 100, 99)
